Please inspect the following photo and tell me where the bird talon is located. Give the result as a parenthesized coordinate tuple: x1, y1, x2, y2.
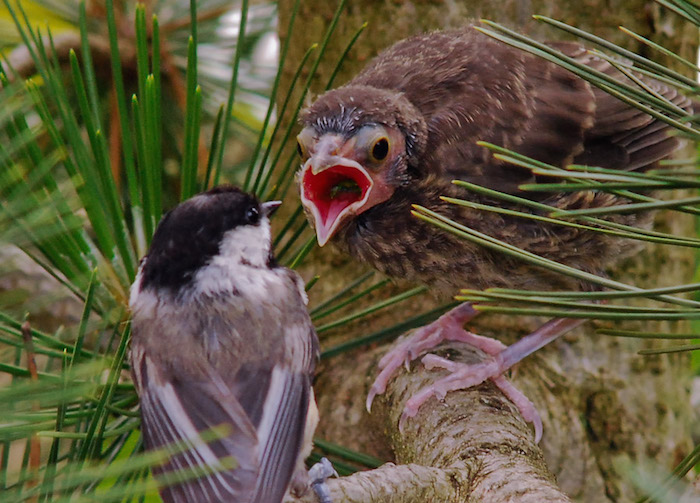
(366, 388, 377, 413)
(309, 458, 337, 503)
(398, 409, 415, 433)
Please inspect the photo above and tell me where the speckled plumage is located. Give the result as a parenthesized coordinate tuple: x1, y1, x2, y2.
(299, 28, 691, 293)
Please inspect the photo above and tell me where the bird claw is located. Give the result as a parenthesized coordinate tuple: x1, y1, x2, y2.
(308, 457, 338, 503)
(399, 355, 543, 442)
(365, 343, 423, 412)
(398, 399, 419, 433)
(370, 303, 544, 442)
(367, 336, 434, 412)
(490, 375, 543, 443)
(365, 387, 378, 412)
(377, 337, 416, 370)
(367, 303, 479, 414)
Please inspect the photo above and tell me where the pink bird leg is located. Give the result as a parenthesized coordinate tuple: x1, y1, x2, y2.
(367, 303, 585, 442)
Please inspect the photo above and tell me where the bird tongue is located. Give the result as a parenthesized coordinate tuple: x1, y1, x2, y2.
(300, 163, 373, 246)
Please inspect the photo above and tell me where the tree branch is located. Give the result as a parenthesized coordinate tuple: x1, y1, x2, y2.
(289, 341, 572, 502)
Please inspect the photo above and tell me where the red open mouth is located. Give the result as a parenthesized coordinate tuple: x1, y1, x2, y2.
(301, 163, 373, 245)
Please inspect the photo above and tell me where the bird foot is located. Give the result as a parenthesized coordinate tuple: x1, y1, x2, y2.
(367, 305, 581, 443)
(398, 354, 543, 442)
(308, 457, 338, 503)
(366, 303, 484, 411)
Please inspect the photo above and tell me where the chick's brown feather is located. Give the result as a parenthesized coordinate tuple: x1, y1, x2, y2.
(299, 27, 692, 293)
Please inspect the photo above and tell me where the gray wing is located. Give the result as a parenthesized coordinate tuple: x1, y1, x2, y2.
(131, 298, 318, 503)
(244, 366, 311, 503)
(131, 344, 259, 503)
(238, 273, 319, 502)
(131, 343, 313, 503)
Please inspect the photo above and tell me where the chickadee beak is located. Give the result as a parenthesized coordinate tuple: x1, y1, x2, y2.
(262, 200, 282, 217)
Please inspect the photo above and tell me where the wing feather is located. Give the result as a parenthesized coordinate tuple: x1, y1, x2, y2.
(352, 30, 690, 192)
(252, 369, 310, 503)
(130, 268, 319, 503)
(131, 345, 260, 503)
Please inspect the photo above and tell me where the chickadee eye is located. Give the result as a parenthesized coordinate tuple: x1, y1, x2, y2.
(245, 206, 260, 224)
(370, 137, 389, 162)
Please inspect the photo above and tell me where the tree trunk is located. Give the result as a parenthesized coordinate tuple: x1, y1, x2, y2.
(277, 1, 697, 501)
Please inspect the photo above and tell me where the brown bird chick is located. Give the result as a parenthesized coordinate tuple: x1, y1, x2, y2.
(296, 27, 692, 440)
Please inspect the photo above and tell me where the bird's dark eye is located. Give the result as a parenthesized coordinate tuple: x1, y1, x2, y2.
(245, 206, 260, 224)
(370, 137, 389, 162)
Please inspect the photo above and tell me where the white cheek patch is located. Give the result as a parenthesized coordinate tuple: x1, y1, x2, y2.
(191, 217, 274, 298)
(129, 265, 164, 319)
(217, 217, 272, 268)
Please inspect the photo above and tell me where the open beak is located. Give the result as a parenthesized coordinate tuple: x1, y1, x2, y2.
(299, 135, 374, 247)
(300, 158, 373, 247)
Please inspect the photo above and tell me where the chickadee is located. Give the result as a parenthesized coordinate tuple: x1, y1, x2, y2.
(296, 28, 691, 438)
(129, 186, 321, 503)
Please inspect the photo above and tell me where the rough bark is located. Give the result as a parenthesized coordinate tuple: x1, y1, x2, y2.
(277, 1, 697, 502)
(287, 343, 573, 502)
